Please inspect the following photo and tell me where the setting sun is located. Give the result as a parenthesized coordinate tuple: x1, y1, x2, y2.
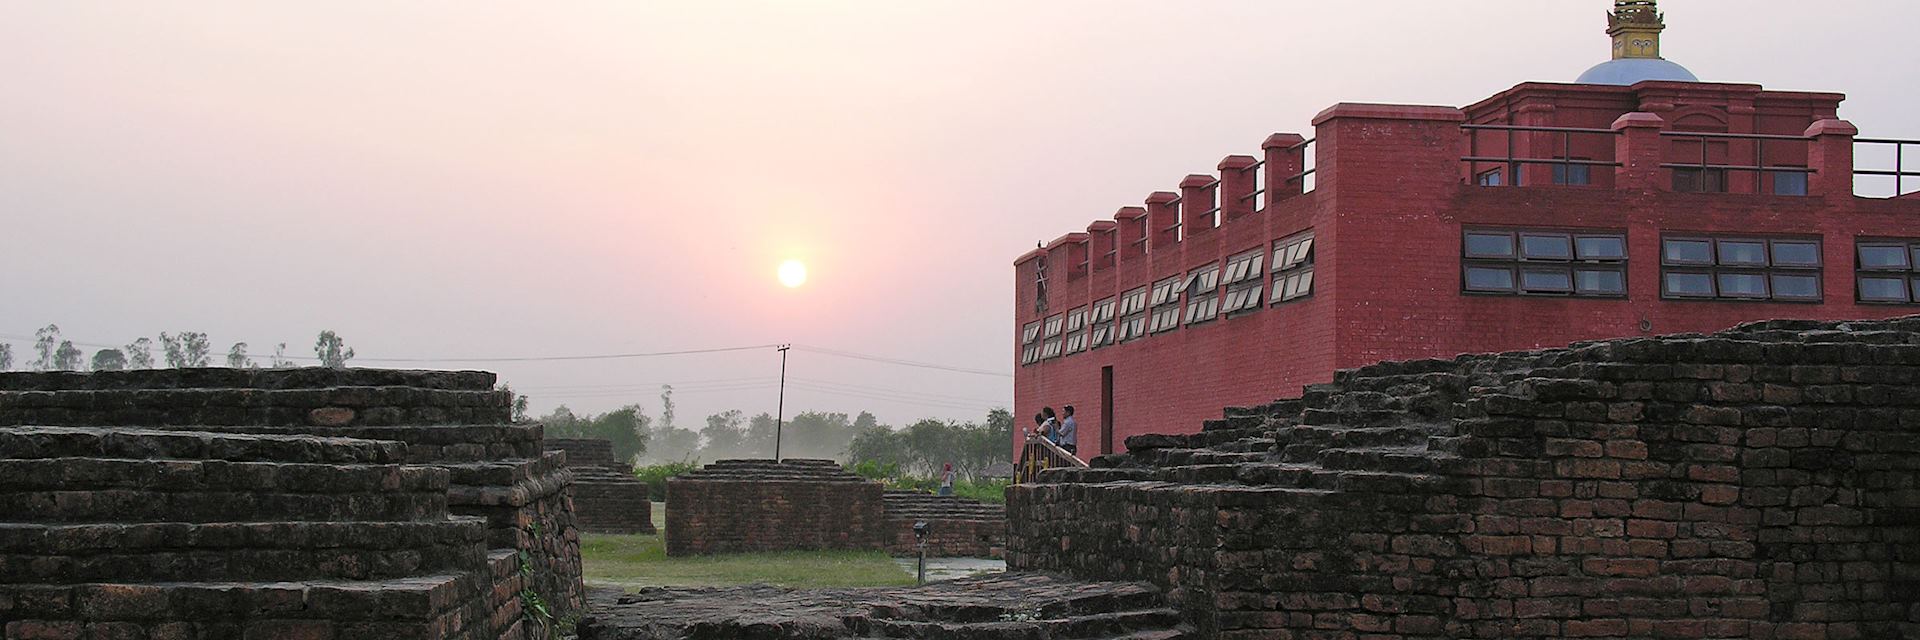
(777, 259, 808, 288)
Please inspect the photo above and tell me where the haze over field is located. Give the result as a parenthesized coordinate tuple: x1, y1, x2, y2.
(4, 1, 1917, 427)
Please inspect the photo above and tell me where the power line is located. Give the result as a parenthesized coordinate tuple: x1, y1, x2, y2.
(348, 344, 782, 363)
(790, 345, 1012, 378)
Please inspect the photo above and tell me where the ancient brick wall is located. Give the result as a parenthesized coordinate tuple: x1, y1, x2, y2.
(665, 460, 884, 556)
(0, 367, 585, 634)
(1010, 316, 1920, 639)
(880, 491, 1007, 558)
(546, 438, 655, 535)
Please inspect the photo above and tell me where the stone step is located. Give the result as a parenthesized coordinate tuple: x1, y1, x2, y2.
(1315, 447, 1454, 474)
(0, 519, 487, 583)
(0, 426, 405, 465)
(0, 368, 497, 392)
(863, 607, 1182, 640)
(1273, 424, 1446, 449)
(0, 461, 449, 524)
(0, 457, 446, 494)
(0, 572, 497, 635)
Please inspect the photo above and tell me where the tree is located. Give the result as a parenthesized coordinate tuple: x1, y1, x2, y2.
(90, 349, 127, 372)
(540, 404, 651, 467)
(743, 412, 779, 458)
(314, 330, 355, 368)
(31, 324, 59, 371)
(0, 344, 12, 371)
(226, 342, 253, 368)
(52, 341, 83, 372)
(269, 343, 293, 368)
(125, 338, 154, 370)
(159, 332, 211, 368)
(701, 410, 746, 455)
(659, 385, 676, 431)
(499, 384, 530, 422)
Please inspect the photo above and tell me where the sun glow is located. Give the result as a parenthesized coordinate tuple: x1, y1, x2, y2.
(778, 259, 808, 288)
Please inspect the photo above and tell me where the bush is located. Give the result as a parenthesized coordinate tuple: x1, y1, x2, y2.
(844, 461, 1009, 504)
(632, 459, 701, 500)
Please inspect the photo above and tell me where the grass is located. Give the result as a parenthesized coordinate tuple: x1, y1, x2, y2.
(579, 509, 916, 590)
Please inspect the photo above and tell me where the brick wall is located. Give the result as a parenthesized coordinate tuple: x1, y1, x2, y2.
(546, 438, 655, 535)
(880, 491, 1007, 558)
(0, 367, 585, 631)
(546, 438, 624, 471)
(1010, 316, 1920, 638)
(665, 460, 886, 556)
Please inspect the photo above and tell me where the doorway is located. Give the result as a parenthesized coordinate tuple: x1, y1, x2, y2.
(1100, 366, 1114, 455)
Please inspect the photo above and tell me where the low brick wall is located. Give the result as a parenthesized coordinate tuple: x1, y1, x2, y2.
(1010, 317, 1920, 638)
(547, 438, 624, 471)
(665, 459, 884, 556)
(546, 439, 655, 535)
(881, 491, 1006, 558)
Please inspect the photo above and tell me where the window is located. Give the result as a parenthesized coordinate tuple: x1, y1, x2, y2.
(1115, 287, 1149, 342)
(1147, 276, 1184, 334)
(1220, 249, 1266, 315)
(1673, 168, 1728, 193)
(1856, 239, 1920, 304)
(1064, 307, 1089, 354)
(1089, 298, 1117, 349)
(1271, 231, 1316, 304)
(1463, 229, 1626, 297)
(1184, 264, 1222, 325)
(1772, 170, 1809, 196)
(1661, 236, 1822, 302)
(1019, 322, 1041, 365)
(1552, 160, 1592, 186)
(1040, 314, 1064, 359)
(1477, 169, 1504, 187)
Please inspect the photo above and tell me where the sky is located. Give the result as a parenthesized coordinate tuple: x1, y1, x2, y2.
(4, 1, 1918, 428)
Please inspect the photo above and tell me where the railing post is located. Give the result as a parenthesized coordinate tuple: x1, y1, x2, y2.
(1263, 133, 1308, 206)
(1179, 175, 1217, 236)
(1146, 191, 1181, 249)
(1218, 155, 1260, 224)
(1805, 119, 1859, 198)
(1613, 111, 1666, 191)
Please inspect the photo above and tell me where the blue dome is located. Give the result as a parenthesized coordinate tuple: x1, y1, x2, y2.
(1576, 58, 1698, 85)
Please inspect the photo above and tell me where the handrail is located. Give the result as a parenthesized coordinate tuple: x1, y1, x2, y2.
(1016, 434, 1086, 484)
(1856, 138, 1920, 198)
(1464, 124, 1620, 135)
(1660, 130, 1812, 142)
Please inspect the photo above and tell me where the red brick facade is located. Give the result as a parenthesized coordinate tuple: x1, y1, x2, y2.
(1015, 82, 1920, 457)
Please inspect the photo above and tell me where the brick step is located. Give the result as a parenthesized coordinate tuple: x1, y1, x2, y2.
(861, 607, 1182, 640)
(1296, 407, 1417, 428)
(436, 452, 566, 487)
(883, 508, 1005, 518)
(1272, 424, 1445, 450)
(1199, 413, 1268, 432)
(673, 471, 868, 482)
(0, 519, 487, 583)
(0, 457, 446, 494)
(0, 368, 498, 392)
(0, 462, 449, 524)
(0, 426, 405, 465)
(132, 424, 546, 463)
(0, 387, 512, 428)
(0, 572, 498, 637)
(1314, 447, 1455, 474)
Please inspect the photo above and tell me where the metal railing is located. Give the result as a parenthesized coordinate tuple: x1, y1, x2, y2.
(1856, 137, 1920, 198)
(1660, 131, 1813, 195)
(1016, 434, 1086, 484)
(1464, 124, 1621, 187)
(1240, 159, 1269, 211)
(1284, 138, 1317, 194)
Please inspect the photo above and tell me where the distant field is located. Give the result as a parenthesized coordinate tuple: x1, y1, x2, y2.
(579, 509, 915, 590)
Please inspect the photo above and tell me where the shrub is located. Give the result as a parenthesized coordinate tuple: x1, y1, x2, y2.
(633, 459, 701, 499)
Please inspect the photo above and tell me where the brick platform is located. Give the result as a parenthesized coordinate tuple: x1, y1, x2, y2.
(0, 368, 585, 637)
(1009, 316, 1920, 638)
(881, 491, 1007, 559)
(665, 459, 884, 556)
(576, 573, 1191, 639)
(545, 439, 655, 535)
(0, 426, 521, 639)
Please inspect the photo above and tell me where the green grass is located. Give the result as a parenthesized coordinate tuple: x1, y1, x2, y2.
(579, 509, 915, 589)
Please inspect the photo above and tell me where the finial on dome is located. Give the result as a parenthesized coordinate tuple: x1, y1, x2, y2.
(1608, 0, 1666, 60)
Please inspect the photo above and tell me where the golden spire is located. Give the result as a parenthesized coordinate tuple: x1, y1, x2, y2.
(1608, 0, 1666, 60)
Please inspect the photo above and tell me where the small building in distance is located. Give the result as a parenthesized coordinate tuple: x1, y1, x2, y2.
(1013, 0, 1920, 456)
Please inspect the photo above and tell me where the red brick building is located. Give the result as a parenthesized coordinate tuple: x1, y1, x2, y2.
(1013, 0, 1920, 457)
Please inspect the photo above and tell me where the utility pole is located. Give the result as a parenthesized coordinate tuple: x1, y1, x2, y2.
(775, 344, 790, 462)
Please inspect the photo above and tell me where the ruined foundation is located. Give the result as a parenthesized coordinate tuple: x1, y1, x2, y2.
(0, 368, 583, 638)
(545, 438, 654, 535)
(664, 459, 885, 556)
(1010, 317, 1920, 638)
(881, 490, 1007, 559)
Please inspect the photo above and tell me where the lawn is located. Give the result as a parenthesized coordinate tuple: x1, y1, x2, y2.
(579, 509, 916, 590)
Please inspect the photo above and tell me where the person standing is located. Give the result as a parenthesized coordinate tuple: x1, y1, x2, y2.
(938, 462, 956, 496)
(1058, 405, 1078, 456)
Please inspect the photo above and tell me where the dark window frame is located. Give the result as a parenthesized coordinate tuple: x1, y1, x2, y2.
(1659, 235, 1823, 303)
(1220, 248, 1266, 316)
(1855, 238, 1920, 304)
(1463, 228, 1628, 298)
(1271, 231, 1317, 304)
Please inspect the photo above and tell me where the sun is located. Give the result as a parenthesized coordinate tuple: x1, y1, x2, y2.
(777, 259, 808, 288)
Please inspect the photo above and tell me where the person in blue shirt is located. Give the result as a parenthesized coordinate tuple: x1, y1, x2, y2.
(1057, 405, 1078, 456)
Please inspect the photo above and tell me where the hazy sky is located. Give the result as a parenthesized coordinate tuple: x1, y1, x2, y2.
(4, 1, 1917, 428)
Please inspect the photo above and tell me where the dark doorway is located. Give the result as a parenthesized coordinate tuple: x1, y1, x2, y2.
(1100, 366, 1115, 455)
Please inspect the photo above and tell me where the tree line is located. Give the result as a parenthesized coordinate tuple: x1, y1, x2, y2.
(535, 384, 1013, 479)
(0, 324, 357, 372)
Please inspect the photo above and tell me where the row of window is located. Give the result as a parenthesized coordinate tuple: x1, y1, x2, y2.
(1463, 229, 1920, 304)
(1021, 231, 1316, 365)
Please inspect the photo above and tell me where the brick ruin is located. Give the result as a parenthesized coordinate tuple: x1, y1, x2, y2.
(881, 491, 1006, 559)
(1009, 316, 1920, 638)
(0, 368, 581, 638)
(544, 438, 654, 535)
(666, 459, 1007, 559)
